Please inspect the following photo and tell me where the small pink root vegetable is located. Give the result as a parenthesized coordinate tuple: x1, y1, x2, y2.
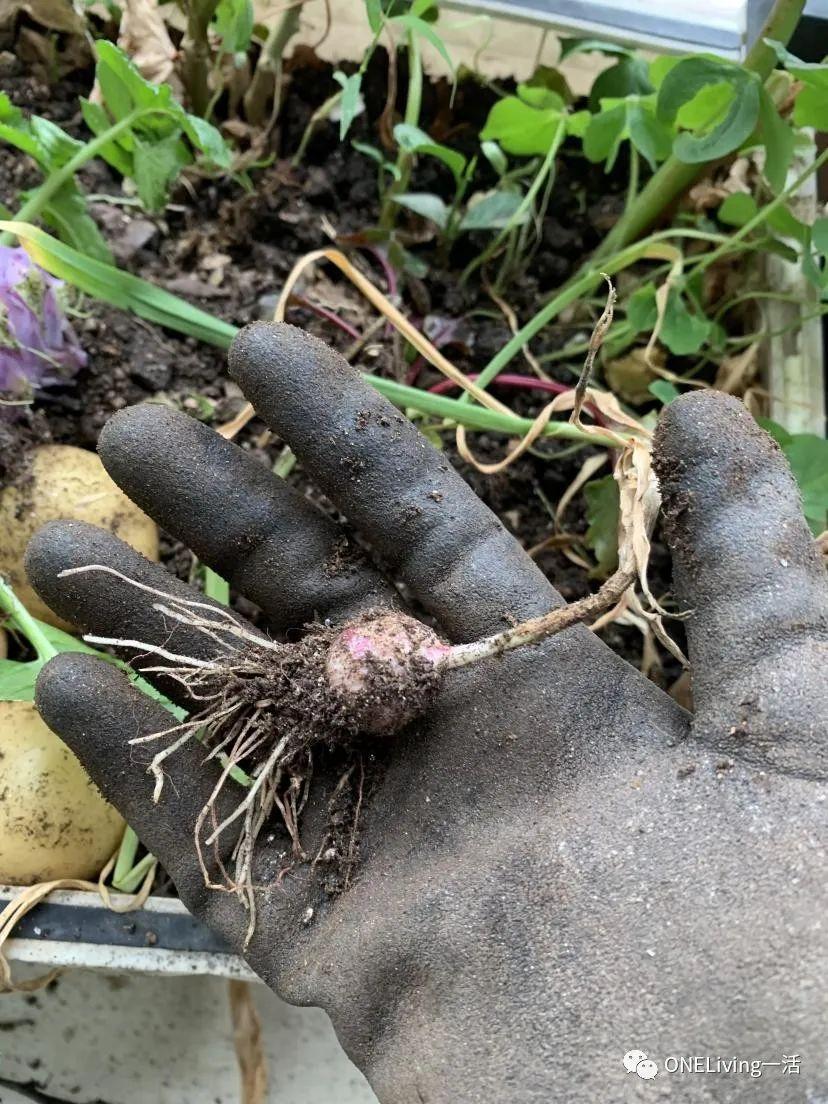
(326, 611, 450, 734)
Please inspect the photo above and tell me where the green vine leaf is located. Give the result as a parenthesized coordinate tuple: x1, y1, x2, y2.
(394, 122, 467, 183)
(391, 192, 449, 228)
(333, 71, 363, 140)
(658, 56, 761, 163)
(480, 89, 563, 156)
(584, 475, 619, 577)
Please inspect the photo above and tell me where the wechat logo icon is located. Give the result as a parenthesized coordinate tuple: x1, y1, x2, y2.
(623, 1051, 658, 1079)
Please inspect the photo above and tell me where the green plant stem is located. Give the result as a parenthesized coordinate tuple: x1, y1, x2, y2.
(591, 0, 806, 262)
(113, 852, 156, 894)
(112, 827, 140, 886)
(0, 578, 58, 663)
(291, 91, 343, 167)
(244, 2, 302, 126)
(461, 117, 566, 286)
(371, 376, 617, 446)
(466, 227, 736, 400)
(180, 0, 221, 116)
(625, 146, 640, 212)
(380, 30, 423, 229)
(0, 107, 159, 247)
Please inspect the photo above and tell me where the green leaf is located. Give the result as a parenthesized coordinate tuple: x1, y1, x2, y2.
(657, 56, 744, 123)
(583, 103, 626, 170)
(133, 132, 188, 211)
(793, 83, 828, 130)
(352, 140, 401, 179)
(393, 13, 454, 74)
(584, 475, 619, 577)
(560, 37, 633, 60)
(781, 434, 828, 533)
(80, 98, 133, 175)
(626, 282, 658, 332)
(393, 122, 467, 182)
(181, 114, 232, 169)
(0, 659, 42, 702)
(29, 116, 83, 169)
(0, 221, 238, 347)
(675, 82, 734, 131)
(0, 119, 44, 163)
(648, 379, 680, 405)
(758, 87, 794, 194)
(480, 95, 562, 156)
(213, 0, 253, 54)
(517, 83, 563, 112)
(390, 192, 449, 228)
(589, 55, 652, 110)
(718, 192, 758, 227)
(674, 79, 760, 163)
(626, 99, 673, 168)
(333, 71, 362, 140)
(365, 0, 383, 32)
(96, 40, 172, 115)
(565, 110, 591, 138)
(0, 615, 107, 703)
(812, 217, 828, 256)
(459, 190, 527, 231)
(661, 289, 711, 355)
(480, 139, 507, 176)
(41, 182, 113, 263)
(763, 41, 828, 127)
(757, 416, 792, 447)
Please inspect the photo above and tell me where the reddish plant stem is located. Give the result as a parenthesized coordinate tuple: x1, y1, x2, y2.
(427, 372, 606, 425)
(288, 294, 361, 340)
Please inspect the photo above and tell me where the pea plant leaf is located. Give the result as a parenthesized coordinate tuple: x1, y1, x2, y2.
(459, 190, 528, 231)
(760, 419, 828, 534)
(38, 181, 113, 263)
(480, 86, 564, 156)
(392, 12, 455, 75)
(757, 86, 794, 194)
(391, 192, 449, 228)
(213, 0, 254, 55)
(660, 288, 712, 355)
(657, 57, 761, 163)
(589, 55, 653, 110)
(765, 40, 828, 130)
(393, 122, 467, 183)
(626, 282, 659, 332)
(333, 71, 363, 139)
(584, 96, 672, 171)
(584, 474, 620, 577)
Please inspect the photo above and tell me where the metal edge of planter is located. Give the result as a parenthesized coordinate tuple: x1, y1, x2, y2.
(0, 885, 257, 980)
(761, 133, 827, 437)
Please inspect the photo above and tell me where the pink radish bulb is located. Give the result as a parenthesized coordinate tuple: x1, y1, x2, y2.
(326, 611, 451, 734)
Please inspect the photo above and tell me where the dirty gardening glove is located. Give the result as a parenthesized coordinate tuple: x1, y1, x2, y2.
(28, 324, 827, 1103)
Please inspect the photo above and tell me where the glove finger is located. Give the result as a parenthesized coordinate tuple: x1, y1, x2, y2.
(653, 391, 828, 773)
(25, 520, 266, 710)
(34, 653, 244, 919)
(228, 323, 559, 641)
(35, 652, 363, 964)
(98, 404, 395, 630)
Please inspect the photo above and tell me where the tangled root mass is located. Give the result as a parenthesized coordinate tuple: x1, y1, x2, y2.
(125, 600, 448, 933)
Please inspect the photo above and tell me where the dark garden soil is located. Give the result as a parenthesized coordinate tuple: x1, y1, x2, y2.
(0, 43, 685, 690)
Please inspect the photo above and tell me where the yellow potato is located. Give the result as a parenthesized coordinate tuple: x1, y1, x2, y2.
(0, 444, 158, 629)
(0, 700, 124, 883)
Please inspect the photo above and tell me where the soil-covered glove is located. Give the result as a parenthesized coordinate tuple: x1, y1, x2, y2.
(28, 323, 827, 1104)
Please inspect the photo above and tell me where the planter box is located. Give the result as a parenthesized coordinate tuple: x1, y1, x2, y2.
(0, 884, 256, 980)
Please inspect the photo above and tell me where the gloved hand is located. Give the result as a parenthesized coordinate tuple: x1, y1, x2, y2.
(28, 323, 827, 1103)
